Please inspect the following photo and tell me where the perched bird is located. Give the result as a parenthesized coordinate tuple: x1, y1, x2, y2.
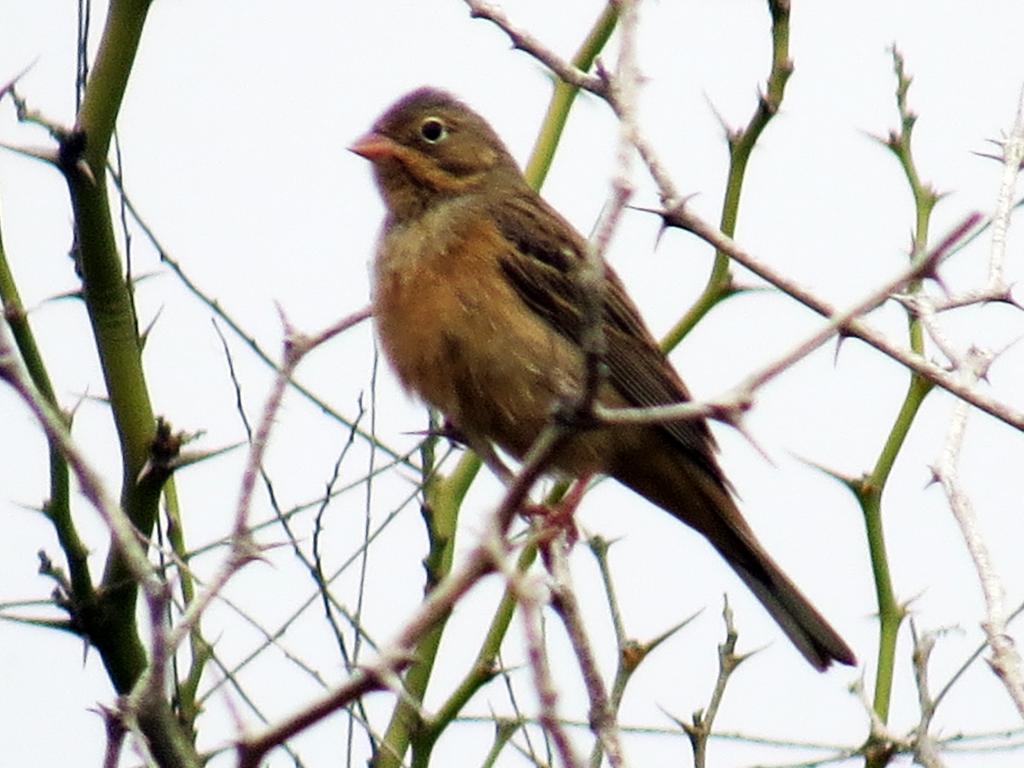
(351, 87, 855, 671)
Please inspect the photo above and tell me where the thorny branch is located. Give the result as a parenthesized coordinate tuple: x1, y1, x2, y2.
(673, 601, 748, 768)
(594, 213, 980, 433)
(916, 89, 1024, 724)
(547, 537, 625, 768)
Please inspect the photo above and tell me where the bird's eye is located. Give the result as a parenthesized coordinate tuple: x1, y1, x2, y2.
(419, 117, 448, 143)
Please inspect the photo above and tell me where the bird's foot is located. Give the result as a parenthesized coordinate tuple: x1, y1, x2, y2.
(523, 474, 591, 556)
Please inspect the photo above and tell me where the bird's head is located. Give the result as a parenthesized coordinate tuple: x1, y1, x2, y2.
(350, 87, 523, 221)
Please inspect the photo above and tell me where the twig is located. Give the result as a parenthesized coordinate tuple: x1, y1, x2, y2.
(927, 89, 1024, 721)
(854, 675, 901, 765)
(660, 206, 1024, 431)
(521, 583, 583, 768)
(463, 0, 606, 95)
(673, 600, 749, 768)
(548, 537, 626, 768)
(985, 85, 1024, 291)
(168, 307, 369, 654)
(909, 622, 947, 768)
(933, 345, 1024, 719)
(99, 704, 127, 768)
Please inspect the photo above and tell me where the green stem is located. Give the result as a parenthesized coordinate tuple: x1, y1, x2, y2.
(419, 542, 539, 755)
(62, 0, 160, 696)
(523, 2, 620, 189)
(860, 372, 931, 726)
(373, 460, 464, 768)
(0, 209, 89, 599)
(662, 0, 792, 350)
(162, 479, 209, 739)
(862, 49, 939, 765)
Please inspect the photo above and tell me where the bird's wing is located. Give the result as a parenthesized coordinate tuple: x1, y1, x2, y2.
(492, 192, 724, 483)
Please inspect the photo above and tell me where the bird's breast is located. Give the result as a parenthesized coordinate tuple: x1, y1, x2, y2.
(371, 207, 607, 470)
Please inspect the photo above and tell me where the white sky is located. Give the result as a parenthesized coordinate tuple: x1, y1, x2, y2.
(1, 1, 1023, 766)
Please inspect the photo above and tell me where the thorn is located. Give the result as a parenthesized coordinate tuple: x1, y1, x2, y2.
(833, 332, 849, 366)
(702, 91, 731, 139)
(139, 305, 164, 350)
(165, 442, 243, 473)
(730, 645, 761, 668)
(926, 269, 951, 298)
(642, 608, 704, 656)
(861, 128, 891, 149)
(0, 60, 37, 99)
(791, 452, 859, 488)
(56, 129, 94, 184)
(14, 499, 49, 516)
(633, 192, 701, 232)
(0, 141, 61, 166)
(991, 333, 1024, 366)
(71, 157, 96, 185)
(730, 415, 774, 467)
(39, 287, 86, 304)
(970, 149, 1003, 163)
(1000, 284, 1024, 311)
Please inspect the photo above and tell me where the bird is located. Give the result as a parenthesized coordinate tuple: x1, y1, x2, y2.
(350, 87, 856, 671)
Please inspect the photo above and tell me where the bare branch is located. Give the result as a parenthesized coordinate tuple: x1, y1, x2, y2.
(548, 537, 626, 768)
(463, 0, 606, 94)
(595, 214, 980, 431)
(661, 207, 1024, 431)
(926, 91, 1024, 721)
(521, 583, 583, 768)
(673, 600, 749, 768)
(910, 623, 948, 768)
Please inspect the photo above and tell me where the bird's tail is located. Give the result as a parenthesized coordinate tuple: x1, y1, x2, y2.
(722, 540, 856, 671)
(613, 451, 856, 671)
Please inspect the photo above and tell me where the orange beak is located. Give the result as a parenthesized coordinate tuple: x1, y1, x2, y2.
(348, 131, 400, 161)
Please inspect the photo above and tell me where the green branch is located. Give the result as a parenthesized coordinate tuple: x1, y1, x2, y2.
(663, 0, 792, 350)
(860, 49, 939, 763)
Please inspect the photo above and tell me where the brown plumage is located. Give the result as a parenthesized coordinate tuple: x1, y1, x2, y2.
(352, 87, 855, 671)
